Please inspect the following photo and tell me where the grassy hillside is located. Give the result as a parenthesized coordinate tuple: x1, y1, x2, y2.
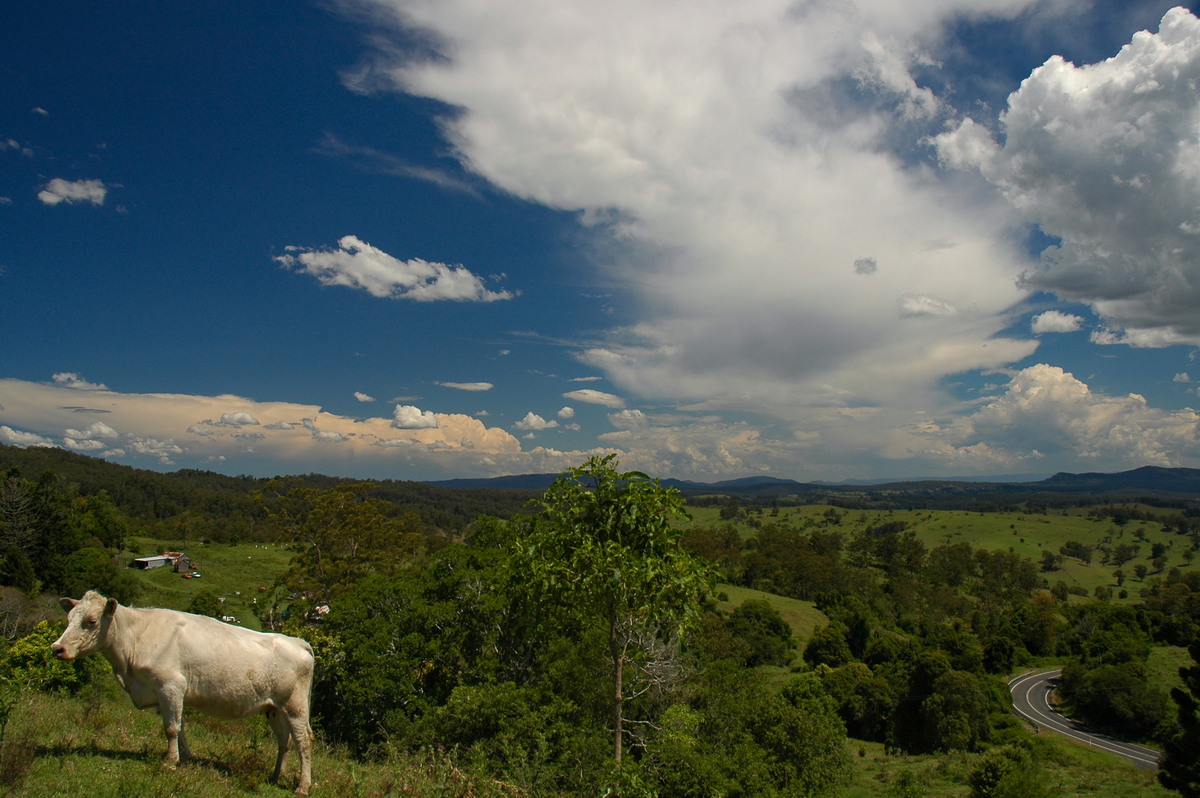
(0, 688, 1175, 798)
(119, 538, 294, 629)
(689, 504, 1195, 603)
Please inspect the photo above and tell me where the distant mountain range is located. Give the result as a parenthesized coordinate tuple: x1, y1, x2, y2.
(428, 465, 1200, 508)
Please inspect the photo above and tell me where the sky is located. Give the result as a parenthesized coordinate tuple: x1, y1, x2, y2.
(3, 0, 1200, 483)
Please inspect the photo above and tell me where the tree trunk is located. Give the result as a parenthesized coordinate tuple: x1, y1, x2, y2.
(610, 606, 623, 765)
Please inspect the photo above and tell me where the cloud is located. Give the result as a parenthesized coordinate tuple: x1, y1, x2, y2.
(0, 425, 56, 448)
(1031, 310, 1084, 334)
(38, 178, 108, 206)
(513, 412, 558, 431)
(562, 388, 625, 408)
(392, 404, 439, 429)
(0, 377, 532, 479)
(52, 372, 108, 391)
(1174, 373, 1191, 383)
(437, 381, 494, 392)
(217, 412, 260, 427)
(348, 0, 1040, 433)
(964, 364, 1200, 468)
(936, 7, 1200, 346)
(354, 391, 376, 402)
(277, 235, 514, 302)
(556, 406, 575, 419)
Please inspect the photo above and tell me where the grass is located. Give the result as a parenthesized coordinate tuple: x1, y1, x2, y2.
(688, 504, 1196, 605)
(714, 582, 829, 642)
(844, 735, 1174, 798)
(0, 686, 515, 798)
(120, 538, 294, 629)
(2, 686, 1178, 798)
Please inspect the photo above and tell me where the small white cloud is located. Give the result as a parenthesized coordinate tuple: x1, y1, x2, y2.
(218, 412, 260, 426)
(64, 421, 118, 441)
(188, 425, 214, 436)
(277, 235, 514, 302)
(0, 425, 57, 448)
(31, 107, 48, 117)
(392, 404, 440, 429)
(354, 391, 376, 402)
(562, 388, 625, 408)
(1174, 372, 1192, 383)
(1031, 310, 1085, 334)
(557, 406, 575, 419)
(513, 412, 558, 431)
(437, 381, 494, 392)
(569, 376, 603, 382)
(263, 421, 296, 430)
(38, 178, 108, 206)
(52, 372, 108, 391)
(126, 436, 184, 465)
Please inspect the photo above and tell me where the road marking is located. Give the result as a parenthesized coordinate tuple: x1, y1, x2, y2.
(1007, 669, 1160, 770)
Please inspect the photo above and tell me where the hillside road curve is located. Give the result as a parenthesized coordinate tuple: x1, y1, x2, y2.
(1008, 669, 1161, 770)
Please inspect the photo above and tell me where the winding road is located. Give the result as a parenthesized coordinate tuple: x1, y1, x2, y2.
(1008, 669, 1162, 770)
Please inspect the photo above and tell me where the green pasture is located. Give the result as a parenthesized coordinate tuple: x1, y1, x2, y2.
(688, 503, 1196, 603)
(714, 582, 829, 643)
(120, 538, 294, 629)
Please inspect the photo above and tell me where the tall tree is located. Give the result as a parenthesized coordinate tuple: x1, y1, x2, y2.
(1160, 639, 1200, 798)
(259, 481, 426, 609)
(518, 455, 712, 765)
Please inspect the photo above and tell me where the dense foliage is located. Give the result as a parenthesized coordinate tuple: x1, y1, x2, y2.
(3, 445, 1200, 796)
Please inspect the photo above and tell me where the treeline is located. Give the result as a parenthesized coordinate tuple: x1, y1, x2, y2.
(0, 443, 535, 543)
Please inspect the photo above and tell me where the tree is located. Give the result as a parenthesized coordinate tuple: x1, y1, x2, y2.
(1160, 639, 1200, 798)
(517, 455, 712, 765)
(188, 589, 223, 618)
(259, 481, 426, 609)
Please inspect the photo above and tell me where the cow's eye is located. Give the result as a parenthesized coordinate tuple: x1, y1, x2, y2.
(84, 617, 97, 628)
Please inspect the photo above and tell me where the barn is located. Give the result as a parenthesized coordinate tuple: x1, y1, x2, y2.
(132, 555, 173, 570)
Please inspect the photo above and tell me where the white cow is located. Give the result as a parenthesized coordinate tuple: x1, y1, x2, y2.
(52, 591, 314, 795)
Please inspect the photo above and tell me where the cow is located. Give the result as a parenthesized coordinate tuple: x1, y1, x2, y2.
(51, 591, 313, 795)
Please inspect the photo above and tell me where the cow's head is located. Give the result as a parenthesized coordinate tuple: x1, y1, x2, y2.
(51, 591, 118, 660)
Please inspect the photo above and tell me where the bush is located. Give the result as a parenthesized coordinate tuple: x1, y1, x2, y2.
(0, 621, 105, 693)
(968, 742, 1052, 798)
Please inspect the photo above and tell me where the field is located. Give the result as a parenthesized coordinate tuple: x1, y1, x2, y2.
(121, 538, 294, 629)
(687, 503, 1195, 603)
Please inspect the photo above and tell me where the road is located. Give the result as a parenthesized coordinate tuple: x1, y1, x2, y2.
(1008, 669, 1162, 770)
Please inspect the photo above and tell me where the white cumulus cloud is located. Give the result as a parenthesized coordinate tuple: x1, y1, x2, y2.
(277, 235, 513, 302)
(52, 372, 108, 391)
(513, 412, 558, 431)
(38, 178, 108, 206)
(392, 404, 440, 429)
(936, 7, 1200, 346)
(1031, 310, 1084, 334)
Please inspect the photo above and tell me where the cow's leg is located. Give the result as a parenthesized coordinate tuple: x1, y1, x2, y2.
(157, 682, 187, 768)
(289, 714, 312, 797)
(267, 705, 312, 796)
(266, 708, 291, 785)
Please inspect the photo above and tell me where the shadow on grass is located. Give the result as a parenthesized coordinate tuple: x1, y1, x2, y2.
(34, 741, 243, 777)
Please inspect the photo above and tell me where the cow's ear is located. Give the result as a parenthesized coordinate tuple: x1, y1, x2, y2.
(59, 597, 78, 613)
(104, 598, 118, 617)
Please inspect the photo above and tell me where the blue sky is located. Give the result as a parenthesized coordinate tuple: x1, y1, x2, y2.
(3, 0, 1200, 482)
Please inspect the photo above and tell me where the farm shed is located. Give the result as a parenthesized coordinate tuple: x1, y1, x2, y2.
(132, 555, 173, 570)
